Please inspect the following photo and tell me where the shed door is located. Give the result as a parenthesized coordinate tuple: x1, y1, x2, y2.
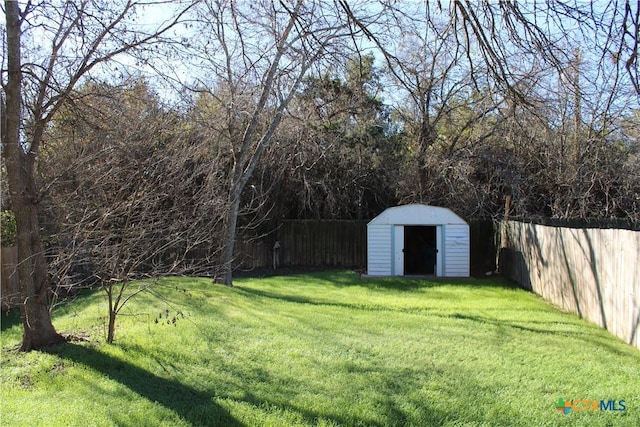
(404, 226, 437, 275)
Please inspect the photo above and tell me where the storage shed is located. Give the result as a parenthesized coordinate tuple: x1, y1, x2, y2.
(367, 204, 469, 277)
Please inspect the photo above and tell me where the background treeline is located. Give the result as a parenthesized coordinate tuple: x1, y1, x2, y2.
(39, 58, 640, 221)
(22, 52, 638, 285)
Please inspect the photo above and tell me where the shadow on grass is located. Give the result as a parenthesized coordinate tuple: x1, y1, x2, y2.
(232, 285, 433, 314)
(232, 278, 519, 314)
(220, 361, 451, 426)
(233, 286, 359, 310)
(237, 269, 520, 292)
(105, 341, 447, 426)
(361, 275, 521, 291)
(1, 308, 21, 332)
(46, 343, 243, 427)
(445, 312, 637, 357)
(223, 356, 523, 426)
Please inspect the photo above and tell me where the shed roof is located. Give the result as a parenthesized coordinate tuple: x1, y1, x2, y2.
(368, 204, 467, 226)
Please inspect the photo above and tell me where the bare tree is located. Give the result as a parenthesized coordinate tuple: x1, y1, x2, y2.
(1, 0, 195, 351)
(335, 1, 639, 218)
(595, 0, 639, 95)
(184, 0, 353, 286)
(39, 79, 228, 343)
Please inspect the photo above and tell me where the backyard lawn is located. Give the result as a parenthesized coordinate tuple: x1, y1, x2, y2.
(1, 270, 638, 426)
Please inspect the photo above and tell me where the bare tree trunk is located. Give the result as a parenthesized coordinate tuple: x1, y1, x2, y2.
(416, 124, 430, 202)
(211, 0, 317, 287)
(221, 185, 242, 287)
(107, 311, 117, 344)
(3, 0, 64, 351)
(14, 182, 65, 351)
(572, 48, 584, 217)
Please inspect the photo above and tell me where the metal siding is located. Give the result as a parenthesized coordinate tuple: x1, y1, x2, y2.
(369, 204, 467, 226)
(367, 224, 392, 275)
(444, 224, 470, 276)
(393, 225, 404, 276)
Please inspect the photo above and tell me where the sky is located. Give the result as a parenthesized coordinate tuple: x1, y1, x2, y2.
(2, 1, 638, 117)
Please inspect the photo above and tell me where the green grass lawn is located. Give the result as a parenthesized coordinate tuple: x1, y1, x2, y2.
(1, 270, 638, 426)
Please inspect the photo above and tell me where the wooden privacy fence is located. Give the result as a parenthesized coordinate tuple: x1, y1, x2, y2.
(500, 221, 639, 349)
(279, 219, 367, 267)
(1, 246, 20, 310)
(235, 220, 368, 270)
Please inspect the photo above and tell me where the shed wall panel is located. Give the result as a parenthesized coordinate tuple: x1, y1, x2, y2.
(367, 224, 392, 275)
(444, 224, 470, 277)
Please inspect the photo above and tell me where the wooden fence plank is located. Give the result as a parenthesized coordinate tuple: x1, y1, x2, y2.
(501, 221, 639, 349)
(235, 220, 368, 270)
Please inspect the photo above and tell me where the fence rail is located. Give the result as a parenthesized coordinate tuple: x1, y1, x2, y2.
(500, 221, 639, 349)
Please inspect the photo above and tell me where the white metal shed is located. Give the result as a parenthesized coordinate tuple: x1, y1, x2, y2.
(367, 204, 469, 277)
